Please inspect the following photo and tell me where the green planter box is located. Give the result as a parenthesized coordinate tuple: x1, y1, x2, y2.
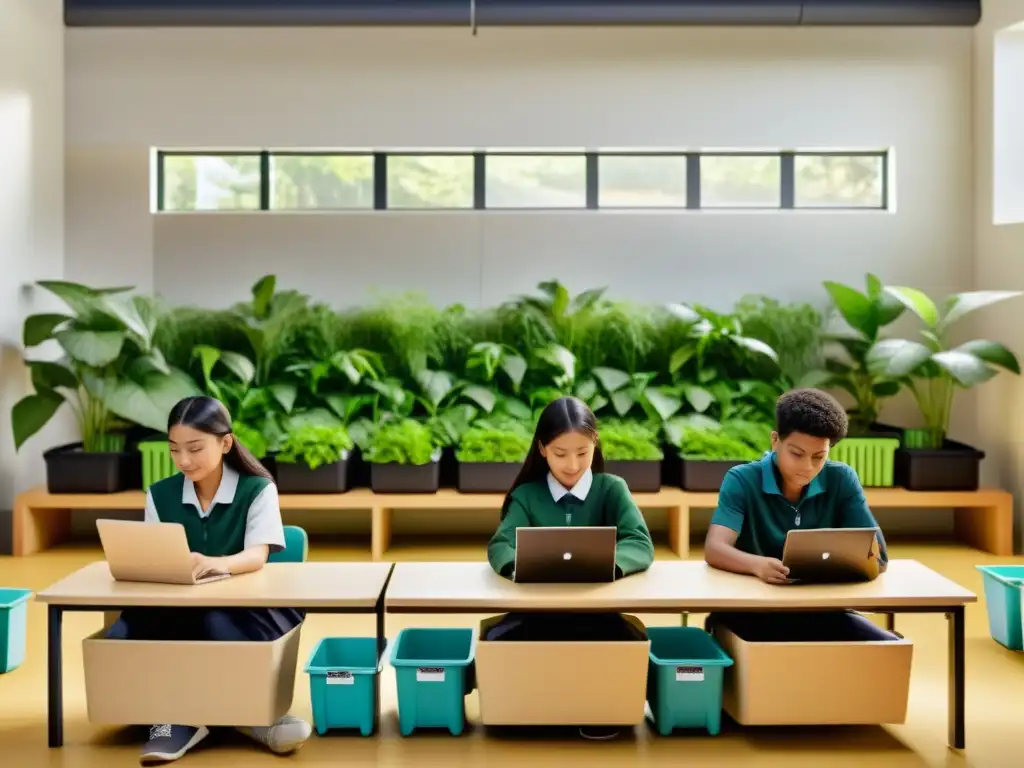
(139, 440, 178, 491)
(830, 437, 900, 487)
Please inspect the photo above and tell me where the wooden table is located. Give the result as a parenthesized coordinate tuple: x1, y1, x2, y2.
(385, 559, 976, 750)
(35, 561, 395, 749)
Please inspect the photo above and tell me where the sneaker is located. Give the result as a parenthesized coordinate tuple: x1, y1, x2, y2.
(237, 715, 312, 754)
(579, 726, 620, 741)
(140, 724, 209, 764)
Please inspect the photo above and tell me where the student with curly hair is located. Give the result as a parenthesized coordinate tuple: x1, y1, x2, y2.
(704, 387, 888, 583)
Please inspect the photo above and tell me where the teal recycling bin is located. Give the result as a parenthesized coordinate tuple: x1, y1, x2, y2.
(0, 588, 31, 674)
(389, 627, 475, 736)
(977, 565, 1024, 650)
(305, 636, 387, 736)
(646, 626, 734, 736)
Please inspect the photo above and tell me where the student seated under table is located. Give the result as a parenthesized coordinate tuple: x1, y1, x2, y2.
(703, 387, 889, 633)
(485, 395, 655, 740)
(104, 396, 311, 765)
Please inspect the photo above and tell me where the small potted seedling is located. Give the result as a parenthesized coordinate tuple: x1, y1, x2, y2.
(455, 418, 532, 493)
(599, 419, 664, 493)
(365, 418, 442, 493)
(274, 423, 354, 494)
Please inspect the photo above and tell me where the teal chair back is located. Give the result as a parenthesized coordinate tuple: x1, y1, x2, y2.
(269, 525, 308, 563)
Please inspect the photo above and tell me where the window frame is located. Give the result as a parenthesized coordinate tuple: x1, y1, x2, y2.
(155, 148, 891, 213)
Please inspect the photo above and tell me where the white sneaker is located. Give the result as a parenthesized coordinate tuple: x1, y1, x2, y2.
(237, 715, 312, 754)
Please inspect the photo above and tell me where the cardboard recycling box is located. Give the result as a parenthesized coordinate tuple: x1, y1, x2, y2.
(83, 624, 302, 726)
(474, 613, 650, 726)
(712, 612, 913, 726)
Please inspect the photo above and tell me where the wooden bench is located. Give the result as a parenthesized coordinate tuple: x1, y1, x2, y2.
(12, 485, 1013, 559)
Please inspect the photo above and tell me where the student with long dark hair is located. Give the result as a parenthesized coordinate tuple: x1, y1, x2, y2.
(485, 396, 655, 740)
(105, 396, 310, 765)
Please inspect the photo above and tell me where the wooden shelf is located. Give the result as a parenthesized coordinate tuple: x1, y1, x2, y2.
(12, 485, 1012, 559)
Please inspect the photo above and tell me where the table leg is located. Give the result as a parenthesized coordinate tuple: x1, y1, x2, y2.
(48, 605, 64, 748)
(947, 606, 965, 750)
(886, 613, 896, 633)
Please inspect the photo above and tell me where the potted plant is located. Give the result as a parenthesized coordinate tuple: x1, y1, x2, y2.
(813, 275, 906, 486)
(598, 419, 664, 493)
(664, 416, 766, 491)
(867, 286, 1022, 490)
(455, 417, 532, 493)
(12, 281, 199, 493)
(274, 423, 354, 493)
(365, 418, 442, 493)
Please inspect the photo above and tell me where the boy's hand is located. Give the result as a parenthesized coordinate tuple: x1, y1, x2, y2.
(752, 557, 790, 584)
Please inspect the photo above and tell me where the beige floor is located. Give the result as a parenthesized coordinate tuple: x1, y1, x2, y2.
(1, 535, 1022, 767)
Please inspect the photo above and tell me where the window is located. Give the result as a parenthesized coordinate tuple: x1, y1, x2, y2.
(486, 154, 586, 208)
(270, 154, 374, 210)
(386, 155, 474, 209)
(598, 155, 688, 208)
(161, 154, 261, 211)
(156, 149, 890, 213)
(700, 155, 781, 208)
(795, 154, 885, 208)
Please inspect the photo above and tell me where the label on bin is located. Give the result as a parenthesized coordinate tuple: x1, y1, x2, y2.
(417, 667, 446, 682)
(326, 671, 354, 685)
(675, 666, 704, 682)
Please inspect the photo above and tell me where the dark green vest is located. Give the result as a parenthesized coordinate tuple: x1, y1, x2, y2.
(149, 472, 271, 556)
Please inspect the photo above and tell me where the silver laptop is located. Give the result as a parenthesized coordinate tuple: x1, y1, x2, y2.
(513, 526, 617, 584)
(97, 519, 231, 585)
(781, 527, 881, 584)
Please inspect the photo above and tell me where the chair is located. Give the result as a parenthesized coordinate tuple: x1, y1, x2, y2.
(269, 525, 309, 563)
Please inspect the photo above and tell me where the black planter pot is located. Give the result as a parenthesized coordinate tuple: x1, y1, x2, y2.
(605, 460, 663, 493)
(894, 438, 985, 491)
(275, 455, 350, 494)
(371, 456, 441, 493)
(44, 441, 141, 494)
(679, 457, 746, 492)
(457, 461, 522, 493)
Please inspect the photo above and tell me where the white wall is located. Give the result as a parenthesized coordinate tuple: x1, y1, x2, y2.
(975, 1, 1024, 550)
(0, 0, 69, 511)
(64, 26, 974, 315)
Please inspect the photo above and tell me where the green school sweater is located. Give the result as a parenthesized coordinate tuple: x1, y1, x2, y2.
(487, 472, 655, 579)
(148, 472, 271, 557)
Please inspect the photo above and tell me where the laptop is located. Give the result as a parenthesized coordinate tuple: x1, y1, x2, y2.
(96, 519, 231, 586)
(513, 526, 617, 584)
(781, 527, 881, 584)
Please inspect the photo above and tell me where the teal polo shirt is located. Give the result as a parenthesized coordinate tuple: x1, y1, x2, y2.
(710, 452, 888, 563)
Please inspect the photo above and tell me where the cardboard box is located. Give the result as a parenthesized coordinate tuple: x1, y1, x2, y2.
(83, 624, 302, 726)
(712, 612, 913, 726)
(474, 613, 650, 726)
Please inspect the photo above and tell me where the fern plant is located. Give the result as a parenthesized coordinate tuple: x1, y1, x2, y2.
(598, 419, 664, 461)
(456, 418, 533, 463)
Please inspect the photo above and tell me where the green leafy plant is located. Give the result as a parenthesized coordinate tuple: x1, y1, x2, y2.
(866, 287, 1023, 447)
(276, 423, 354, 470)
(816, 274, 906, 435)
(598, 419, 664, 461)
(13, 281, 199, 451)
(364, 418, 437, 465)
(735, 295, 824, 387)
(456, 418, 533, 463)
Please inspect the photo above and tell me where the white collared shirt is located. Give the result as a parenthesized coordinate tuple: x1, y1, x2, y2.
(547, 467, 593, 503)
(143, 464, 285, 551)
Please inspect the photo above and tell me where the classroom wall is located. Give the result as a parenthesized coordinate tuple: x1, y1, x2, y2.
(975, 1, 1024, 551)
(63, 25, 974, 314)
(0, 0, 72, 519)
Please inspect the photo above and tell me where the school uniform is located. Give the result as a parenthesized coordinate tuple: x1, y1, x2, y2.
(484, 469, 655, 642)
(105, 465, 304, 643)
(706, 451, 889, 634)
